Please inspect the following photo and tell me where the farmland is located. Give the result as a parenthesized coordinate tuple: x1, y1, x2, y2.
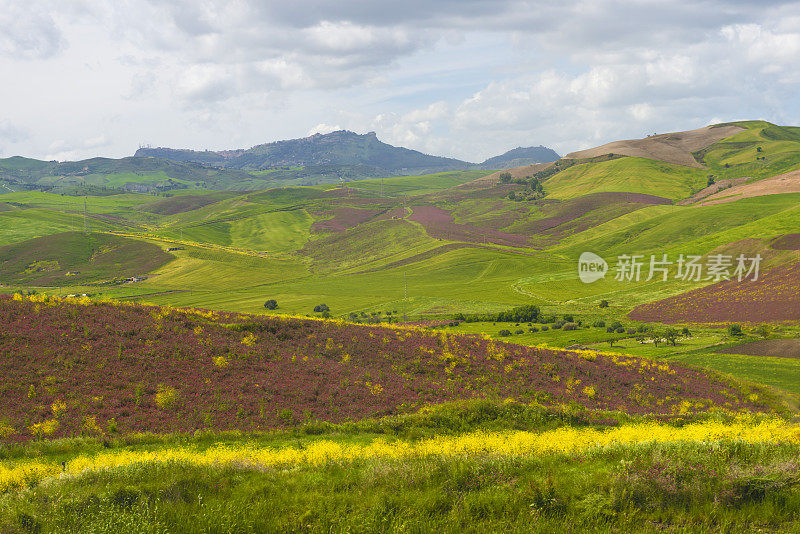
(3, 120, 800, 532)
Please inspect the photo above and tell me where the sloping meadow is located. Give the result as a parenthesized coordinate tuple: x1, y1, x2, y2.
(0, 294, 772, 441)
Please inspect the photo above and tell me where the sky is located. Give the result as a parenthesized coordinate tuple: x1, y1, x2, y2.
(1, 0, 799, 163)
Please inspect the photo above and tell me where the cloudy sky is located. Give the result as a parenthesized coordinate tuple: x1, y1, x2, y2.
(2, 0, 799, 162)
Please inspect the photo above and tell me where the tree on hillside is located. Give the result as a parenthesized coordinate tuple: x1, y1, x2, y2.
(263, 299, 278, 310)
(651, 332, 663, 347)
(728, 324, 743, 336)
(663, 328, 679, 347)
(314, 304, 330, 313)
(499, 172, 512, 183)
(599, 300, 609, 308)
(755, 324, 770, 338)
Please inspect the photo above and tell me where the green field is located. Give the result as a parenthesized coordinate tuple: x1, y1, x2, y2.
(2, 120, 800, 398)
(4, 120, 800, 533)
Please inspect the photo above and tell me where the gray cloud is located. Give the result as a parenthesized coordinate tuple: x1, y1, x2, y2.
(0, 2, 65, 59)
(2, 0, 800, 161)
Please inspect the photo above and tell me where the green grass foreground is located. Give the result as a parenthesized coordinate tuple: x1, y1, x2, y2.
(2, 403, 800, 533)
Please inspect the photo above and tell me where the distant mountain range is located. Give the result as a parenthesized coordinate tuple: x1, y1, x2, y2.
(477, 146, 560, 170)
(0, 131, 558, 193)
(134, 130, 559, 175)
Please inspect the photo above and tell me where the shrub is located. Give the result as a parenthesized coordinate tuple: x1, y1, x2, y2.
(615, 328, 625, 334)
(515, 329, 524, 334)
(563, 323, 577, 331)
(599, 300, 609, 308)
(498, 330, 512, 337)
(728, 324, 743, 336)
(0, 421, 14, 439)
(593, 321, 606, 328)
(626, 328, 637, 335)
(606, 327, 615, 333)
(29, 419, 59, 439)
(529, 327, 538, 333)
(155, 384, 180, 410)
(263, 299, 278, 310)
(313, 304, 330, 313)
(552, 322, 563, 330)
(541, 326, 549, 331)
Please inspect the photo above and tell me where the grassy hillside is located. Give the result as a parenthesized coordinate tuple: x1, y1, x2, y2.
(0, 232, 173, 286)
(4, 122, 800, 533)
(543, 156, 706, 200)
(0, 295, 773, 441)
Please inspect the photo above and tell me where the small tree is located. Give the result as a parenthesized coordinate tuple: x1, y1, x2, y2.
(498, 172, 512, 183)
(313, 304, 330, 313)
(599, 300, 609, 308)
(728, 324, 743, 336)
(755, 324, 770, 339)
(263, 299, 278, 310)
(651, 332, 663, 347)
(663, 328, 679, 346)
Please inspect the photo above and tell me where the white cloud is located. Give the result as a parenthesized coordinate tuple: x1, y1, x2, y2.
(2, 0, 800, 161)
(307, 123, 342, 135)
(0, 2, 65, 59)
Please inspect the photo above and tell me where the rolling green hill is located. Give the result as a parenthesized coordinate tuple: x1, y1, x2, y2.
(0, 232, 173, 286)
(2, 119, 799, 327)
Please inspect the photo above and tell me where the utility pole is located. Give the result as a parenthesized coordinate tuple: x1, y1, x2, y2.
(403, 271, 408, 320)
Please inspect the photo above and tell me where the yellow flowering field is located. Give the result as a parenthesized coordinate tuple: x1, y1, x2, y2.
(3, 417, 798, 494)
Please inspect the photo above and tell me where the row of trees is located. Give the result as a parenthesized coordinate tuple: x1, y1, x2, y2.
(453, 304, 541, 324)
(499, 172, 546, 201)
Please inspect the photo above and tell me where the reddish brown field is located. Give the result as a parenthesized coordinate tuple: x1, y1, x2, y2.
(517, 192, 670, 243)
(311, 207, 381, 232)
(716, 339, 800, 359)
(771, 233, 800, 250)
(138, 195, 226, 215)
(630, 261, 800, 323)
(408, 205, 529, 247)
(0, 295, 767, 441)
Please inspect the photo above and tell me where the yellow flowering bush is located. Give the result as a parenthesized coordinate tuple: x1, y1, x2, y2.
(2, 417, 798, 494)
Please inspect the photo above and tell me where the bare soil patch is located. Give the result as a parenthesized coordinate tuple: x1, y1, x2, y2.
(678, 177, 751, 205)
(458, 162, 555, 187)
(566, 125, 744, 169)
(697, 169, 800, 206)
